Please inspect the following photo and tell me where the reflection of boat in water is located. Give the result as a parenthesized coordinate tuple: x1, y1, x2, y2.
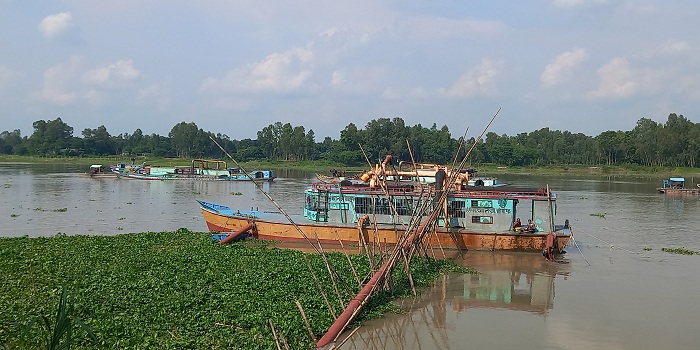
(336, 252, 569, 350)
(657, 177, 700, 194)
(119, 159, 275, 182)
(199, 155, 570, 252)
(447, 251, 568, 315)
(79, 165, 119, 179)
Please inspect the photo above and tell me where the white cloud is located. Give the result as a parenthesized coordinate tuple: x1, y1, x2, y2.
(403, 16, 504, 42)
(38, 11, 73, 38)
(40, 58, 80, 104)
(589, 57, 636, 98)
(83, 60, 141, 87)
(330, 66, 389, 94)
(541, 48, 588, 86)
(0, 66, 18, 91)
(446, 59, 502, 97)
(201, 47, 314, 94)
(137, 83, 171, 112)
(659, 40, 692, 55)
(552, 0, 610, 7)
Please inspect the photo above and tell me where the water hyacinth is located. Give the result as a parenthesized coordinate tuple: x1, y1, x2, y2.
(0, 229, 468, 349)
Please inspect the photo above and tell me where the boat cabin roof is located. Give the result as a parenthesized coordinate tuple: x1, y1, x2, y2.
(669, 177, 685, 182)
(90, 164, 103, 168)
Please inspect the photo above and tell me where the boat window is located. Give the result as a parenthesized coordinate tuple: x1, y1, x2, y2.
(355, 197, 371, 214)
(447, 201, 466, 218)
(374, 197, 391, 215)
(395, 198, 413, 216)
(471, 216, 493, 224)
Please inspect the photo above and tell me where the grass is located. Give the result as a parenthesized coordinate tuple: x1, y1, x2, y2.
(0, 229, 470, 349)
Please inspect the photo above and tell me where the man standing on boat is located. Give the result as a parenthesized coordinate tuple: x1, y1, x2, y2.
(433, 165, 447, 206)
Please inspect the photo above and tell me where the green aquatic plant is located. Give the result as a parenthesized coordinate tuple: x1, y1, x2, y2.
(661, 247, 699, 255)
(589, 212, 606, 218)
(231, 191, 243, 195)
(10, 214, 19, 218)
(0, 230, 468, 349)
(579, 196, 588, 199)
(52, 208, 68, 213)
(643, 247, 652, 251)
(22, 286, 97, 350)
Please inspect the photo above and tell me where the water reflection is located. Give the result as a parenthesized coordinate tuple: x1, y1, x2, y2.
(338, 252, 569, 350)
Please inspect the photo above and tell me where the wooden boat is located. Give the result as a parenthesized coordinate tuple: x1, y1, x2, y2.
(198, 158, 570, 252)
(657, 177, 700, 194)
(120, 159, 275, 182)
(79, 165, 119, 179)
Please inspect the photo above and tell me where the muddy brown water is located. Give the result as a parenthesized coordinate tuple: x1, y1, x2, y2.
(2, 164, 699, 349)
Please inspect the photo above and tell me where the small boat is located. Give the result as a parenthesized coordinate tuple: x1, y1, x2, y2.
(657, 177, 700, 194)
(198, 157, 570, 253)
(80, 165, 119, 179)
(120, 159, 275, 182)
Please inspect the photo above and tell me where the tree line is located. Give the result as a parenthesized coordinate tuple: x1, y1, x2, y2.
(1, 113, 698, 168)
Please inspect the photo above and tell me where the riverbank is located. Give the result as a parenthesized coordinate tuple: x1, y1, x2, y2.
(0, 229, 469, 349)
(2, 155, 699, 177)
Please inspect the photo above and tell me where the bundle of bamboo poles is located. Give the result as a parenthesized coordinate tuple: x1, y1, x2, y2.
(209, 108, 501, 349)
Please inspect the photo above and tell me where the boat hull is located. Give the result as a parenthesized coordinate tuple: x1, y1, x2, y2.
(657, 188, 700, 194)
(199, 204, 570, 252)
(121, 173, 275, 181)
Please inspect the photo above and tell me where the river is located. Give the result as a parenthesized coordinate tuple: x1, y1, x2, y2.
(1, 163, 699, 350)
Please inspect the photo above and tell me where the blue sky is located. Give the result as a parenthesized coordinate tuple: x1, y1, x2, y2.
(1, 0, 698, 141)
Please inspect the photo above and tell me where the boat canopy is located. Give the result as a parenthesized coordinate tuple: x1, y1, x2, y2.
(670, 177, 685, 182)
(90, 165, 102, 168)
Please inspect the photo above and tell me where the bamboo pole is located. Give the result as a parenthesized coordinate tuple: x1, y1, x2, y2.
(295, 300, 317, 342)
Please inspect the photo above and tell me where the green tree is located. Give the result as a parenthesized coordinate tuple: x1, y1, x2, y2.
(28, 118, 74, 155)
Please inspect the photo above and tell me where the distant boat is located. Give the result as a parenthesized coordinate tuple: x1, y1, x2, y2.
(657, 177, 700, 194)
(119, 159, 275, 182)
(80, 165, 118, 179)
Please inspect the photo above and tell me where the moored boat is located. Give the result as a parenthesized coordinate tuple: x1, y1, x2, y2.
(657, 177, 700, 194)
(119, 159, 275, 182)
(198, 158, 570, 253)
(80, 165, 119, 178)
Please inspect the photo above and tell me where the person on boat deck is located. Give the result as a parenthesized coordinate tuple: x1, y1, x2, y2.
(512, 218, 522, 231)
(433, 165, 447, 205)
(525, 219, 536, 233)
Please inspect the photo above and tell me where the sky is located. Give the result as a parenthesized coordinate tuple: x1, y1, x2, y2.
(1, 0, 699, 141)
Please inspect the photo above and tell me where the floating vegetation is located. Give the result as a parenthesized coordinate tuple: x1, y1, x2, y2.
(3, 183, 10, 188)
(10, 214, 19, 218)
(661, 247, 699, 255)
(231, 191, 243, 195)
(579, 196, 588, 199)
(0, 230, 469, 349)
(31, 207, 68, 212)
(191, 191, 201, 195)
(643, 247, 652, 251)
(22, 286, 98, 350)
(589, 212, 606, 218)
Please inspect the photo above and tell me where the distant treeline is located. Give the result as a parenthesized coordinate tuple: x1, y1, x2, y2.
(0, 113, 698, 168)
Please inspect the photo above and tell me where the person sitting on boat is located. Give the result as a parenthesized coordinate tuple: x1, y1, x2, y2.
(525, 219, 536, 233)
(512, 218, 522, 232)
